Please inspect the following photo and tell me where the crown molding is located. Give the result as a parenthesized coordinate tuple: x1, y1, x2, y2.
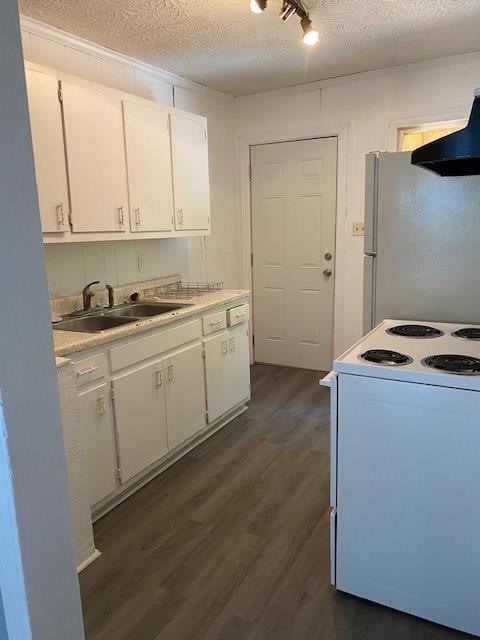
(20, 15, 235, 105)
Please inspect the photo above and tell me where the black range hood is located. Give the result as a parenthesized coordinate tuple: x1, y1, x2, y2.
(411, 91, 480, 176)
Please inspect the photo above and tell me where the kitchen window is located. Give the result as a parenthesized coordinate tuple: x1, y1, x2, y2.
(398, 122, 465, 151)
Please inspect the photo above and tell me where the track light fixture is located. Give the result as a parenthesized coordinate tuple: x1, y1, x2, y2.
(250, 0, 319, 46)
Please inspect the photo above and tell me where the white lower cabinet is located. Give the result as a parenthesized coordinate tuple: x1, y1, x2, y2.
(164, 343, 206, 450)
(68, 302, 250, 513)
(204, 323, 250, 423)
(77, 383, 117, 507)
(112, 359, 168, 484)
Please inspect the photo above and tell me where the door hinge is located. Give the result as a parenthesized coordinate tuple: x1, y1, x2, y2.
(249, 164, 252, 180)
(252, 334, 255, 347)
(202, 349, 206, 360)
(250, 253, 254, 267)
(68, 212, 73, 228)
(205, 410, 209, 423)
(204, 130, 207, 139)
(116, 467, 122, 481)
(110, 384, 115, 401)
(57, 82, 63, 103)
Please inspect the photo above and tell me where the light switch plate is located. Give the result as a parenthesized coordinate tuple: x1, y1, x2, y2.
(353, 222, 365, 236)
(138, 255, 147, 273)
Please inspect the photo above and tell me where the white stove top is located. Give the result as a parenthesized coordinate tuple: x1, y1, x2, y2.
(334, 319, 480, 391)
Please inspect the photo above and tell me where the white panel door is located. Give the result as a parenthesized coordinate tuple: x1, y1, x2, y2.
(251, 137, 337, 371)
(123, 100, 174, 232)
(61, 81, 129, 233)
(170, 113, 210, 231)
(164, 343, 206, 450)
(112, 360, 168, 483)
(25, 69, 69, 233)
(77, 383, 117, 507)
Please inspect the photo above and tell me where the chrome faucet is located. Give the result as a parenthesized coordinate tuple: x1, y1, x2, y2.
(82, 281, 100, 311)
(106, 284, 114, 308)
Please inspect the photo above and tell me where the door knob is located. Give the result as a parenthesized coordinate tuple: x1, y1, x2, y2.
(323, 269, 333, 278)
(324, 252, 333, 261)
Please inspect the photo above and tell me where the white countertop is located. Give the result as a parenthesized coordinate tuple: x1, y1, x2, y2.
(53, 289, 250, 357)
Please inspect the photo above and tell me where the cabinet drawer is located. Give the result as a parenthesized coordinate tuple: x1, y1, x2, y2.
(110, 319, 201, 372)
(202, 310, 227, 335)
(73, 353, 108, 386)
(227, 303, 249, 327)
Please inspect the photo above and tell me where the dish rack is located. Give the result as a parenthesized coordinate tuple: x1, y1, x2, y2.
(143, 281, 224, 300)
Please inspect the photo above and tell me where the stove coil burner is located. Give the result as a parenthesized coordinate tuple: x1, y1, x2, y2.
(387, 324, 444, 338)
(452, 328, 480, 341)
(423, 354, 480, 376)
(360, 349, 413, 366)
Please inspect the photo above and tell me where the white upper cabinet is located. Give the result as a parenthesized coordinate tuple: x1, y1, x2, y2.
(25, 69, 69, 233)
(123, 101, 174, 233)
(171, 112, 211, 231)
(25, 64, 212, 241)
(61, 81, 129, 233)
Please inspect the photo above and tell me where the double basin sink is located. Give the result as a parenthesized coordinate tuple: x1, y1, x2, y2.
(53, 302, 192, 333)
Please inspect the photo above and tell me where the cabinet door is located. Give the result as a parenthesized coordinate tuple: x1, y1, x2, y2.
(170, 113, 210, 231)
(226, 323, 251, 410)
(164, 343, 206, 450)
(112, 360, 168, 483)
(61, 81, 129, 233)
(25, 69, 69, 233)
(204, 330, 233, 423)
(77, 383, 117, 507)
(123, 101, 174, 232)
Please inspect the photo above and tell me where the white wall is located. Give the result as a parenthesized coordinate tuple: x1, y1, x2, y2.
(234, 52, 480, 351)
(21, 19, 239, 297)
(0, 2, 84, 637)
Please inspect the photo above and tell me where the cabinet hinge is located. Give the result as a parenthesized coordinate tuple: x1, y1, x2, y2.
(57, 82, 63, 103)
(249, 164, 252, 180)
(205, 410, 209, 423)
(250, 253, 254, 267)
(204, 130, 207, 139)
(116, 467, 122, 481)
(110, 384, 115, 401)
(252, 334, 255, 347)
(68, 212, 73, 228)
(201, 349, 206, 360)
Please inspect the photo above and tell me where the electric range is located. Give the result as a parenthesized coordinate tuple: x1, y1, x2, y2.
(320, 318, 480, 636)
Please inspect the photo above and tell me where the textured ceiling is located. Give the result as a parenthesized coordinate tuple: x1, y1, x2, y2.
(19, 0, 480, 95)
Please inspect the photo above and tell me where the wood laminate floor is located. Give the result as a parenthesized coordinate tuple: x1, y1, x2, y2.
(80, 364, 471, 640)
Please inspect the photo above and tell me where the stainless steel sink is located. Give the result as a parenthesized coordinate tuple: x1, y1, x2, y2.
(53, 315, 138, 333)
(105, 302, 190, 318)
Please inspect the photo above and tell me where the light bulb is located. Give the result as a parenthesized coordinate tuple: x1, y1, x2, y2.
(250, 0, 264, 14)
(303, 27, 319, 46)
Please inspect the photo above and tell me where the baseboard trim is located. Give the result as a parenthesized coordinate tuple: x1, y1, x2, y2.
(77, 548, 101, 573)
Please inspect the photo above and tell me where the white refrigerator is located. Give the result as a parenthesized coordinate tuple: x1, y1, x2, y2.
(364, 151, 480, 332)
